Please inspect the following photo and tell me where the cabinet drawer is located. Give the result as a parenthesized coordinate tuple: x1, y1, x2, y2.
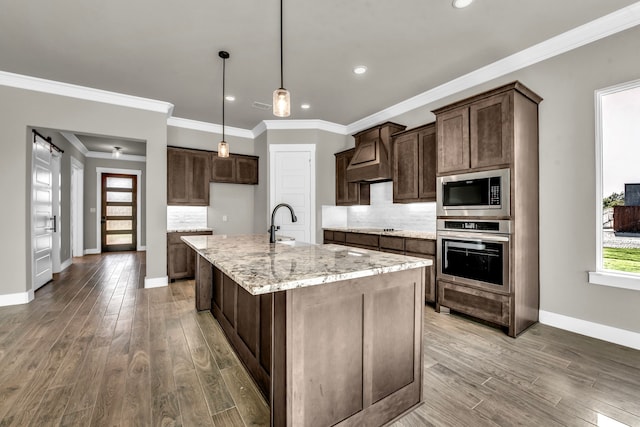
(438, 280, 510, 326)
(405, 238, 435, 255)
(380, 236, 405, 252)
(333, 231, 346, 243)
(323, 230, 334, 242)
(345, 232, 379, 249)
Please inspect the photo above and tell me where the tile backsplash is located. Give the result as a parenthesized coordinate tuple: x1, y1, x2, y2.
(322, 182, 436, 232)
(167, 206, 208, 230)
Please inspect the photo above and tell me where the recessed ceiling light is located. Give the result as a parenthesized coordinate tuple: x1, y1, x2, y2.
(225, 95, 235, 101)
(353, 66, 367, 75)
(301, 103, 310, 109)
(452, 0, 473, 8)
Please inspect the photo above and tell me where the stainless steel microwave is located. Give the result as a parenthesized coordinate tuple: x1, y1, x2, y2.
(436, 168, 510, 217)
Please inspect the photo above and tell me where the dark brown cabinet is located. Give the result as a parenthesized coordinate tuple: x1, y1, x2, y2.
(392, 123, 436, 203)
(435, 85, 526, 175)
(211, 152, 259, 185)
(335, 148, 370, 206)
(324, 230, 436, 303)
(167, 147, 210, 206)
(167, 230, 212, 281)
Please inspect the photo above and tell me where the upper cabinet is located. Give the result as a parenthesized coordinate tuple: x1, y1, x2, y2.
(211, 153, 259, 185)
(335, 148, 370, 206)
(434, 82, 541, 175)
(167, 147, 210, 206)
(392, 123, 436, 203)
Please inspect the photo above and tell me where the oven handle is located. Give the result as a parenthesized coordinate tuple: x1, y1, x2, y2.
(438, 231, 510, 243)
(446, 241, 485, 250)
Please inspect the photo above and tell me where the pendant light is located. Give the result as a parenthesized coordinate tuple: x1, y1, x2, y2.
(273, 0, 290, 117)
(218, 50, 230, 158)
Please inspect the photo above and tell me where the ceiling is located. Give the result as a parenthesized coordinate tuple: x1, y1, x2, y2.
(75, 134, 146, 156)
(1, 1, 637, 131)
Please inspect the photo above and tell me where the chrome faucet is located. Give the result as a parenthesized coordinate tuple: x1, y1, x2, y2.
(269, 203, 298, 243)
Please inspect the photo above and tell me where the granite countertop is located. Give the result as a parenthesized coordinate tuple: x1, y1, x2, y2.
(323, 227, 436, 240)
(167, 227, 214, 233)
(182, 234, 431, 295)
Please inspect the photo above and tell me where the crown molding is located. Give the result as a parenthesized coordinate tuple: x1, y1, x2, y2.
(167, 116, 254, 139)
(60, 131, 89, 155)
(254, 119, 348, 137)
(86, 151, 146, 162)
(346, 1, 640, 134)
(0, 70, 174, 116)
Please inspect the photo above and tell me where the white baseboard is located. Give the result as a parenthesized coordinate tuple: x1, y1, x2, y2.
(144, 276, 168, 289)
(0, 289, 35, 307)
(84, 248, 100, 255)
(60, 258, 72, 272)
(539, 310, 640, 350)
(137, 246, 147, 251)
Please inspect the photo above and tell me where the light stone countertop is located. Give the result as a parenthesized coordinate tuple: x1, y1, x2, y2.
(323, 227, 436, 240)
(182, 234, 431, 295)
(167, 227, 214, 233)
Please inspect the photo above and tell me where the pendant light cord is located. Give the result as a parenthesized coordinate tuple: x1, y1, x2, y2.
(280, 0, 284, 89)
(222, 56, 226, 141)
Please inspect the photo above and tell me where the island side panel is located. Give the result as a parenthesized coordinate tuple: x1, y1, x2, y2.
(210, 266, 272, 399)
(195, 254, 212, 311)
(286, 267, 425, 427)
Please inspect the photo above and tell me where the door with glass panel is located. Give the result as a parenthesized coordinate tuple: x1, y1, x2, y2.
(101, 174, 137, 252)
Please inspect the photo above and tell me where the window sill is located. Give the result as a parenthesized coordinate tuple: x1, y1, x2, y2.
(588, 271, 640, 291)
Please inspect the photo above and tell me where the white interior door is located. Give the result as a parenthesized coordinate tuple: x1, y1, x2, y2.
(70, 159, 84, 257)
(270, 145, 315, 243)
(32, 134, 55, 290)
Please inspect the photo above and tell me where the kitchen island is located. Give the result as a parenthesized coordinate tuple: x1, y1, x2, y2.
(182, 234, 431, 427)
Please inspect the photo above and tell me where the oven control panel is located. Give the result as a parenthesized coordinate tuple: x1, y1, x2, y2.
(437, 219, 512, 234)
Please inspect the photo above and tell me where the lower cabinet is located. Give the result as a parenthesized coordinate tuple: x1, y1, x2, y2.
(324, 230, 437, 304)
(437, 280, 510, 327)
(167, 230, 213, 281)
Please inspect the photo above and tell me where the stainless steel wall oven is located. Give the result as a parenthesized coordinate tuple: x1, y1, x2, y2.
(437, 219, 511, 294)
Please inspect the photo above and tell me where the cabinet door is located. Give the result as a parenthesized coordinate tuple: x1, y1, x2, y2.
(393, 132, 419, 201)
(418, 126, 437, 201)
(190, 151, 210, 205)
(335, 150, 356, 205)
(168, 243, 190, 279)
(211, 154, 236, 183)
(437, 106, 469, 174)
(236, 156, 259, 184)
(167, 148, 190, 204)
(469, 92, 512, 169)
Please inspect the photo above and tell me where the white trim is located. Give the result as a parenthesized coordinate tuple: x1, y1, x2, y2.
(0, 70, 174, 116)
(594, 78, 640, 280)
(70, 157, 84, 257)
(60, 132, 89, 155)
(259, 120, 347, 136)
(86, 151, 146, 162)
(252, 121, 268, 137)
(346, 2, 640, 134)
(96, 167, 143, 252)
(0, 290, 34, 307)
(138, 246, 147, 251)
(589, 271, 640, 291)
(167, 116, 254, 139)
(60, 258, 73, 272)
(269, 144, 317, 244)
(144, 276, 168, 288)
(539, 310, 640, 351)
(84, 248, 100, 255)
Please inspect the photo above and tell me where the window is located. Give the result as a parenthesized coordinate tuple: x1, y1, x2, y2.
(591, 79, 640, 290)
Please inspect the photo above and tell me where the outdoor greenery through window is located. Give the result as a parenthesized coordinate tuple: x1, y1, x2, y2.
(600, 81, 640, 275)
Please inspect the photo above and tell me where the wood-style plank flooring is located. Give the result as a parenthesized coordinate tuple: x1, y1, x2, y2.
(0, 252, 638, 426)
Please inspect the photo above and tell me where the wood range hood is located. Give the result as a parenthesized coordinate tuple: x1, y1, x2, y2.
(346, 122, 406, 183)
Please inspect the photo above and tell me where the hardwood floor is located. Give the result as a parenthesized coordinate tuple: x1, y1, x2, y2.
(0, 252, 638, 426)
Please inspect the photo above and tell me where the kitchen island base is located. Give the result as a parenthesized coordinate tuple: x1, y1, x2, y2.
(208, 260, 425, 427)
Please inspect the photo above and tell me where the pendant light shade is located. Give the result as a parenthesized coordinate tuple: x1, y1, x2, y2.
(273, 88, 290, 117)
(273, 0, 290, 117)
(218, 50, 230, 158)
